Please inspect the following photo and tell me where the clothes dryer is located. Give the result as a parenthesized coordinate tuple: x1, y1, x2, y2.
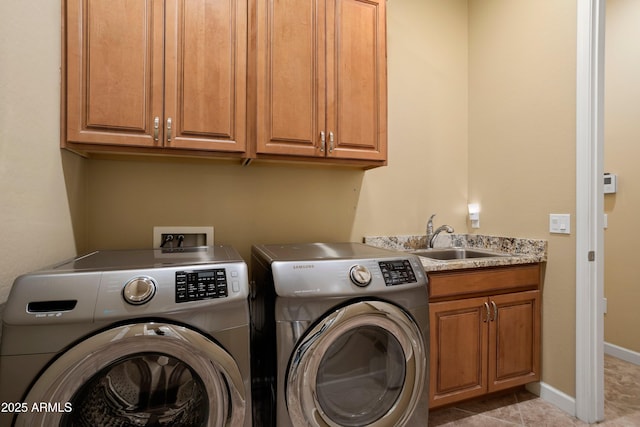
(250, 242, 429, 427)
(0, 246, 251, 427)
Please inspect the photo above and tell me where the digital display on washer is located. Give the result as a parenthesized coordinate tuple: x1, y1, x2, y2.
(175, 269, 228, 302)
(378, 260, 417, 286)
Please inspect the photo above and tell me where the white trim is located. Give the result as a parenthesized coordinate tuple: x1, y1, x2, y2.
(526, 382, 576, 418)
(575, 0, 605, 423)
(604, 342, 640, 366)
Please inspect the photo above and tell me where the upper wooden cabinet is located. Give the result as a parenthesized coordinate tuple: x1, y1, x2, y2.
(64, 0, 247, 154)
(253, 0, 387, 164)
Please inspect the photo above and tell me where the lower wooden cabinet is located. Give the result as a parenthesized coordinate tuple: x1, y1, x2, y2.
(427, 265, 541, 408)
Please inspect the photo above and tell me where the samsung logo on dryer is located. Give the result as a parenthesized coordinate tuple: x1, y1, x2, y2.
(292, 264, 315, 270)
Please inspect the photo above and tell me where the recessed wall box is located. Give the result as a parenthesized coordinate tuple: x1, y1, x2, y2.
(604, 173, 617, 194)
(153, 226, 214, 248)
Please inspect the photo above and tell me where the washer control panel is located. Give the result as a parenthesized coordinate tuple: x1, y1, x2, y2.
(175, 269, 228, 303)
(378, 260, 417, 286)
(270, 254, 426, 297)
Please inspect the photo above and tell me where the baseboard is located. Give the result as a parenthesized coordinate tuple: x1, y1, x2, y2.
(524, 344, 639, 422)
(526, 381, 576, 417)
(604, 342, 640, 365)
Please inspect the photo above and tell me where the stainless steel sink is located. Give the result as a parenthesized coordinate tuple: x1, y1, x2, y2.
(411, 248, 508, 261)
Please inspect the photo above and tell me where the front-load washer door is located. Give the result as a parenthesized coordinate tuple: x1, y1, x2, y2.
(286, 300, 426, 427)
(15, 322, 246, 427)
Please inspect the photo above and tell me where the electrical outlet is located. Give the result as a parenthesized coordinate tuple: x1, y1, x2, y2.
(549, 214, 571, 234)
(153, 226, 214, 248)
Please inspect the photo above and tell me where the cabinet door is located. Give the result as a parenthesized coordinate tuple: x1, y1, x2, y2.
(326, 0, 387, 161)
(164, 0, 247, 152)
(429, 297, 489, 408)
(66, 0, 164, 147)
(488, 290, 541, 392)
(255, 0, 326, 157)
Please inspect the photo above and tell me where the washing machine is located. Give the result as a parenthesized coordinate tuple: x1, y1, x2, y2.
(0, 246, 252, 427)
(250, 242, 429, 427)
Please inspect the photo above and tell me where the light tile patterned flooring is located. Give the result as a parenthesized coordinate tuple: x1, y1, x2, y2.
(429, 355, 640, 426)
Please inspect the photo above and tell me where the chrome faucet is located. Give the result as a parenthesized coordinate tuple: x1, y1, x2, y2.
(426, 214, 454, 248)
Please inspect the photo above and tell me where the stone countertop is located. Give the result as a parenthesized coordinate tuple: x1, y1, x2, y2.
(363, 234, 547, 272)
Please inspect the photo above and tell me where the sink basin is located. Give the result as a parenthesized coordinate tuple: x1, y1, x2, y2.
(411, 248, 508, 261)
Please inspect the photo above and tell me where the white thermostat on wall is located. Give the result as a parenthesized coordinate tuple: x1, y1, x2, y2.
(604, 173, 617, 194)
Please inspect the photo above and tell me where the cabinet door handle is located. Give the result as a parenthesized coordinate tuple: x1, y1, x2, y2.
(490, 301, 498, 322)
(320, 131, 326, 152)
(329, 131, 334, 152)
(153, 117, 160, 142)
(483, 302, 490, 323)
(166, 118, 172, 143)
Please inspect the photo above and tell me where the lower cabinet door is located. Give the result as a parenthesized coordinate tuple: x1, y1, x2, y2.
(429, 297, 489, 408)
(488, 290, 541, 392)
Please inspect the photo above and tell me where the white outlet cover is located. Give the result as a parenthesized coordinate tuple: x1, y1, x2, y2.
(549, 214, 571, 234)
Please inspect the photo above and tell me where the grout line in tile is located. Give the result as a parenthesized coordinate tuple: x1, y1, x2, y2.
(446, 407, 523, 426)
(514, 392, 527, 426)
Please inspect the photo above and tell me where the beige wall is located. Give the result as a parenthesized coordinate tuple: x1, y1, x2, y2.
(351, 0, 470, 240)
(604, 0, 640, 354)
(0, 1, 86, 303)
(0, 0, 469, 298)
(467, 0, 577, 396)
(0, 0, 581, 402)
(86, 0, 470, 263)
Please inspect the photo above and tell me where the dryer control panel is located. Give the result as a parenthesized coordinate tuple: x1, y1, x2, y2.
(378, 260, 417, 286)
(175, 269, 228, 302)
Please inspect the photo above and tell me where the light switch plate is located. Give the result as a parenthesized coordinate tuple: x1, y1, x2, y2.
(549, 214, 571, 234)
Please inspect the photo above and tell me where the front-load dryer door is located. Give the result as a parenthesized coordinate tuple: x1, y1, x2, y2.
(286, 300, 427, 427)
(15, 322, 246, 427)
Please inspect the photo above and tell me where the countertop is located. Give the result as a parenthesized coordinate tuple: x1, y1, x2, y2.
(364, 234, 547, 272)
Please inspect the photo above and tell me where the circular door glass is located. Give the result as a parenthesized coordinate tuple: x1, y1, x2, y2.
(17, 323, 246, 427)
(286, 300, 426, 427)
(316, 326, 406, 426)
(61, 352, 208, 427)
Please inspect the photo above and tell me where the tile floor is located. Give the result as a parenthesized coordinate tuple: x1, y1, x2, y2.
(429, 355, 640, 426)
